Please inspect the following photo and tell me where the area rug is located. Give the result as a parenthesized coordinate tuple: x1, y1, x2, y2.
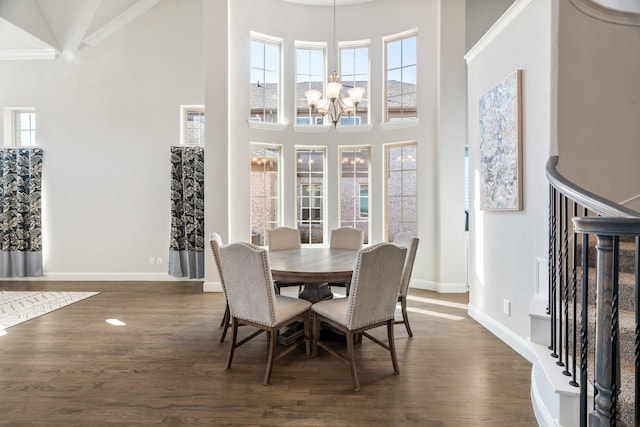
(0, 291, 99, 331)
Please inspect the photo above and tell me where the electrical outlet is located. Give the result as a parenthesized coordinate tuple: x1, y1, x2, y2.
(157, 257, 162, 265)
(149, 257, 155, 265)
(503, 299, 511, 316)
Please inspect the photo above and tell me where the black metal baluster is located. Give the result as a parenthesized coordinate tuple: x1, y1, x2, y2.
(548, 185, 553, 317)
(570, 201, 579, 386)
(550, 187, 558, 357)
(556, 194, 565, 365)
(580, 211, 588, 427)
(563, 196, 570, 373)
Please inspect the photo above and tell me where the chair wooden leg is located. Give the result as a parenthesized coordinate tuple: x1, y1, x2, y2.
(225, 319, 238, 370)
(312, 313, 321, 357)
(401, 296, 413, 337)
(303, 312, 311, 356)
(263, 329, 277, 385)
(219, 302, 230, 343)
(346, 330, 360, 391)
(219, 302, 229, 327)
(387, 320, 400, 375)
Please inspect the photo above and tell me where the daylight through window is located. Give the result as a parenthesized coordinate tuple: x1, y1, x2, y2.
(12, 109, 36, 147)
(250, 144, 281, 246)
(339, 147, 370, 243)
(385, 32, 417, 122)
(296, 148, 325, 244)
(340, 44, 369, 125)
(385, 142, 417, 241)
(181, 106, 204, 146)
(250, 34, 281, 123)
(296, 44, 326, 125)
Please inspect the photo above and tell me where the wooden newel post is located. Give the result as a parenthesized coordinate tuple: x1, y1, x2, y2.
(590, 234, 618, 427)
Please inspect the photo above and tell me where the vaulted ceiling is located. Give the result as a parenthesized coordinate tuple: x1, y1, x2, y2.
(0, 0, 387, 60)
(0, 0, 161, 59)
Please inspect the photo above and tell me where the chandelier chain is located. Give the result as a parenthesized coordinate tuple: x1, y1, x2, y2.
(332, 0, 337, 74)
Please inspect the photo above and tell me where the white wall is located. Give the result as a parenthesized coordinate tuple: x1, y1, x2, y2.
(466, 0, 552, 358)
(203, 0, 469, 292)
(0, 0, 470, 286)
(556, 0, 640, 211)
(0, 0, 204, 279)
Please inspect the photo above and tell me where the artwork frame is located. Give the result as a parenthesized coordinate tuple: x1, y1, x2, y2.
(479, 70, 523, 211)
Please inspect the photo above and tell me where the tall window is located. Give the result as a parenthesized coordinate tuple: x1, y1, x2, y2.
(180, 105, 204, 146)
(250, 144, 281, 246)
(385, 142, 417, 241)
(296, 44, 326, 125)
(339, 147, 370, 243)
(296, 148, 325, 244)
(250, 33, 281, 123)
(385, 32, 417, 122)
(340, 44, 369, 125)
(5, 108, 36, 147)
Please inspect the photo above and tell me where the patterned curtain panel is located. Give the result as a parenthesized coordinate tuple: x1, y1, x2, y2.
(168, 146, 204, 279)
(0, 148, 43, 278)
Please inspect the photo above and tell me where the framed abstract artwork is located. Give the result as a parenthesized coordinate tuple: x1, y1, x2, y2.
(479, 70, 523, 211)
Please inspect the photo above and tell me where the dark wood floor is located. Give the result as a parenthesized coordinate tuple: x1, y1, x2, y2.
(0, 281, 537, 426)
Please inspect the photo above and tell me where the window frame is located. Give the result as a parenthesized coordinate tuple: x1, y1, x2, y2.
(338, 146, 371, 244)
(359, 183, 369, 219)
(384, 141, 418, 242)
(295, 146, 327, 245)
(339, 40, 370, 126)
(249, 32, 283, 125)
(250, 143, 282, 246)
(4, 107, 36, 147)
(180, 105, 205, 146)
(294, 41, 327, 127)
(383, 29, 418, 124)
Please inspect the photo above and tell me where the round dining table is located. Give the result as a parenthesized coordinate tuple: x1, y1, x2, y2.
(268, 247, 359, 302)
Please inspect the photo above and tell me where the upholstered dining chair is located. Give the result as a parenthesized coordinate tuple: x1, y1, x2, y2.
(209, 233, 231, 343)
(328, 227, 364, 295)
(267, 226, 301, 251)
(392, 231, 420, 337)
(218, 241, 312, 385)
(311, 242, 407, 391)
(330, 226, 364, 250)
(267, 227, 303, 294)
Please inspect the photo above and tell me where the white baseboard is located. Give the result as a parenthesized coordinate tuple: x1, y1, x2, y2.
(468, 303, 534, 363)
(1, 272, 202, 281)
(530, 341, 582, 427)
(531, 367, 558, 427)
(203, 281, 223, 292)
(411, 278, 468, 293)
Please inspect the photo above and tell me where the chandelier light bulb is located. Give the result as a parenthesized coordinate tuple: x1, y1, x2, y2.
(302, 0, 365, 126)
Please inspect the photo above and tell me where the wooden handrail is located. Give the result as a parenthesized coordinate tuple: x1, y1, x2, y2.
(546, 156, 639, 218)
(546, 156, 640, 426)
(573, 216, 640, 236)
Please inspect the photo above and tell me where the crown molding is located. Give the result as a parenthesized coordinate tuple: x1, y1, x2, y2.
(0, 49, 57, 60)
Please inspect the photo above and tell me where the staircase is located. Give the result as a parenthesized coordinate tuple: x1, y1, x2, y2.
(576, 237, 637, 427)
(530, 156, 640, 427)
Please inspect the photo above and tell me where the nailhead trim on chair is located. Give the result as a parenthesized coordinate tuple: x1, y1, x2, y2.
(234, 242, 278, 327)
(345, 242, 393, 329)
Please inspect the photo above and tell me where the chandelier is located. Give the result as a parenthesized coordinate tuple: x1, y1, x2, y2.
(304, 0, 365, 126)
